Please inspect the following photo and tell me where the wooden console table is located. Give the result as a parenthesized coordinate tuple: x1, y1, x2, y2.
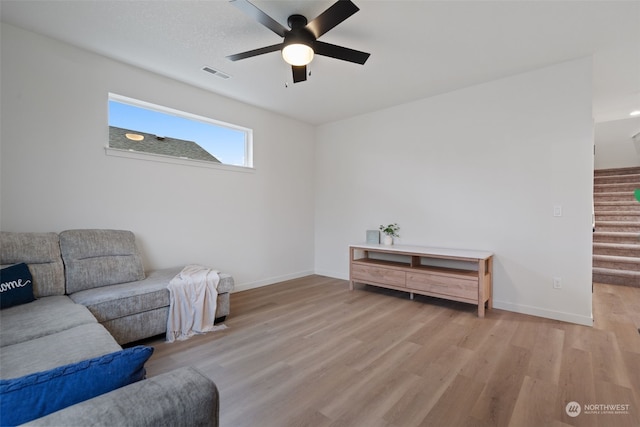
(349, 244, 494, 317)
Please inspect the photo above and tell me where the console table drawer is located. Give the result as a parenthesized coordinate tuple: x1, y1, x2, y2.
(352, 264, 406, 287)
(407, 272, 478, 301)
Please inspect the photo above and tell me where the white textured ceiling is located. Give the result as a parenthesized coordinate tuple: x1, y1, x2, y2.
(1, 0, 639, 125)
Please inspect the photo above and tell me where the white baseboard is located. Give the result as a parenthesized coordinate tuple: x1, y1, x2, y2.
(493, 300, 593, 326)
(232, 270, 315, 293)
(313, 269, 348, 280)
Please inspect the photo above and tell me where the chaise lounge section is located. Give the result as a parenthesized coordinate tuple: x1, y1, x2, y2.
(56, 229, 234, 344)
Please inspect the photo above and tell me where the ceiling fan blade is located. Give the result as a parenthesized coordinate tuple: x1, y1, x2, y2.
(313, 41, 370, 65)
(306, 0, 360, 39)
(227, 43, 283, 61)
(229, 0, 287, 37)
(292, 65, 307, 83)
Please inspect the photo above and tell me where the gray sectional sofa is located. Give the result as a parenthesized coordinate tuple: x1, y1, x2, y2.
(0, 229, 232, 426)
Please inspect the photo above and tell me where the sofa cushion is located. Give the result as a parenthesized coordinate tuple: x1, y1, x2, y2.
(60, 229, 145, 294)
(0, 323, 122, 379)
(0, 263, 36, 309)
(0, 232, 65, 297)
(0, 346, 153, 426)
(0, 296, 97, 347)
(70, 267, 182, 322)
(70, 268, 235, 323)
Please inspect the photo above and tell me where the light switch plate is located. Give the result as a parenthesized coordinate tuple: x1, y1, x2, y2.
(553, 205, 562, 217)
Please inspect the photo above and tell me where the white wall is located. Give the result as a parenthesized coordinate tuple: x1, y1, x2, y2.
(0, 24, 315, 291)
(0, 24, 596, 325)
(315, 57, 594, 325)
(594, 117, 640, 169)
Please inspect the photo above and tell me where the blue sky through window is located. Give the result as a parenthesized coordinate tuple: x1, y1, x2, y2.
(108, 100, 247, 166)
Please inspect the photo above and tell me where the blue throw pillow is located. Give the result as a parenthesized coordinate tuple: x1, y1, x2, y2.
(0, 345, 153, 426)
(0, 263, 36, 309)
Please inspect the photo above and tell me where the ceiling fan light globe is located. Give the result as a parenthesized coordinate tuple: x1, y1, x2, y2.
(282, 43, 314, 66)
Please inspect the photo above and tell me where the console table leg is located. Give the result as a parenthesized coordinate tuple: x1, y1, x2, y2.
(410, 292, 414, 300)
(478, 258, 486, 318)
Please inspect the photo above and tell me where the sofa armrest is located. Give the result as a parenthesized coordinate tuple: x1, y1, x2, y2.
(23, 367, 218, 427)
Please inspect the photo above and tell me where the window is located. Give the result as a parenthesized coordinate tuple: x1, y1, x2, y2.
(106, 94, 253, 169)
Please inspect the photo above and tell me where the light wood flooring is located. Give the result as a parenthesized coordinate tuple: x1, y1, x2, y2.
(143, 275, 640, 427)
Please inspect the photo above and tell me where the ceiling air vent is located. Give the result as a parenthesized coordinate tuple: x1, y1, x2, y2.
(202, 66, 230, 79)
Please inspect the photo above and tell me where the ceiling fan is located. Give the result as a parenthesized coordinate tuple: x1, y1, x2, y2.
(227, 0, 370, 83)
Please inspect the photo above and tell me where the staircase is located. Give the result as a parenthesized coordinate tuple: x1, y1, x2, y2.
(593, 167, 640, 287)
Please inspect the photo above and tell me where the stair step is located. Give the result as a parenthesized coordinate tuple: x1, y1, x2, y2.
(595, 208, 640, 216)
(594, 191, 639, 202)
(594, 182, 640, 193)
(595, 167, 640, 177)
(593, 255, 640, 272)
(595, 210, 640, 215)
(594, 221, 640, 233)
(595, 211, 640, 221)
(593, 242, 640, 257)
(595, 201, 640, 209)
(594, 173, 640, 184)
(593, 268, 640, 287)
(593, 231, 640, 244)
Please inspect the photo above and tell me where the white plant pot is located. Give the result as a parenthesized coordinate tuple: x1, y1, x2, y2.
(382, 235, 393, 245)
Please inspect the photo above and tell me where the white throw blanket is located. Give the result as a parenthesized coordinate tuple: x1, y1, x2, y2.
(166, 264, 221, 342)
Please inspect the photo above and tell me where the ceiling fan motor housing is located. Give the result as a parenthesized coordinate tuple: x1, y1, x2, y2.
(284, 14, 316, 48)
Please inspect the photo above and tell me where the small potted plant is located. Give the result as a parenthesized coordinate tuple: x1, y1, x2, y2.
(379, 223, 400, 245)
